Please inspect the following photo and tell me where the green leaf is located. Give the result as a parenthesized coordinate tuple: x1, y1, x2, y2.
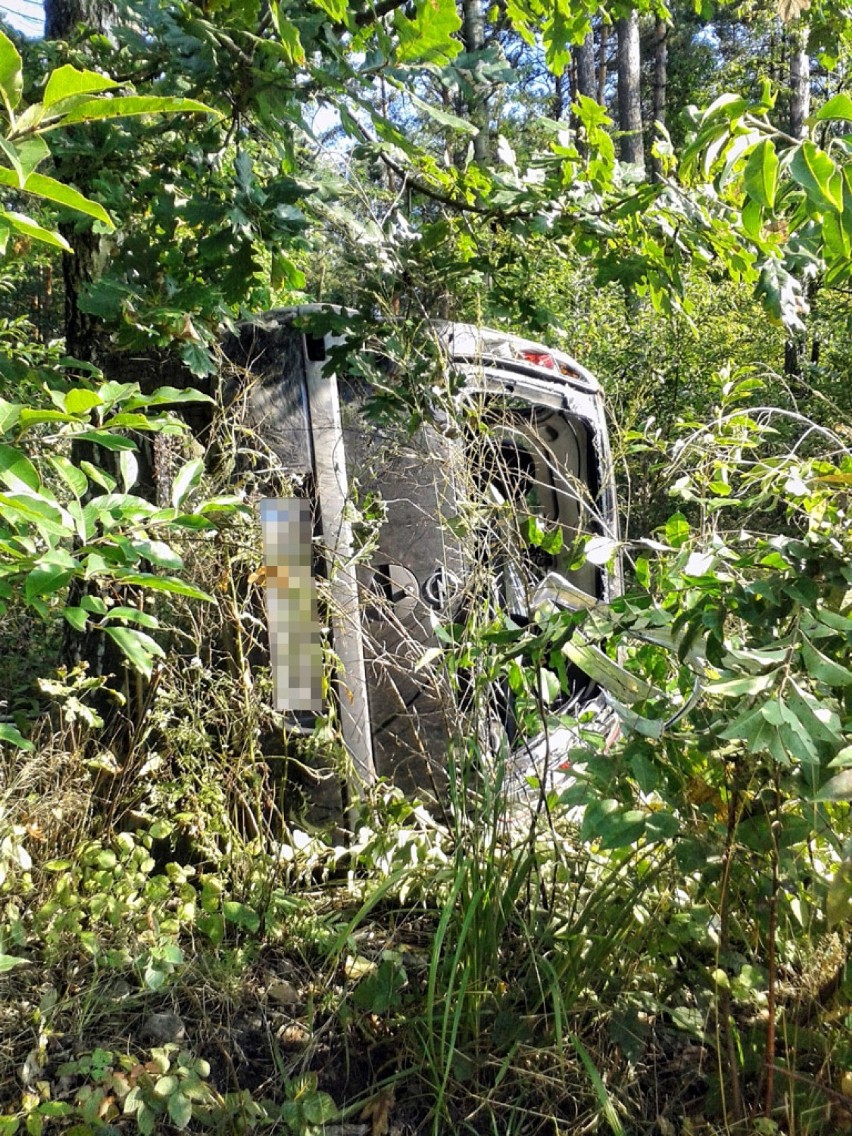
(0, 167, 114, 228)
(394, 0, 462, 64)
(826, 859, 852, 926)
(37, 1104, 72, 1119)
(828, 745, 852, 769)
(47, 455, 88, 499)
(25, 551, 77, 603)
(62, 606, 89, 632)
(16, 137, 49, 177)
(0, 396, 20, 434)
(101, 606, 159, 628)
(74, 430, 137, 451)
(168, 1093, 192, 1130)
(709, 672, 774, 696)
(401, 88, 477, 135)
(309, 0, 347, 22)
(665, 513, 690, 548)
(116, 572, 213, 602)
(0, 211, 70, 252)
(801, 638, 852, 687)
(268, 4, 306, 64)
(789, 141, 844, 212)
(102, 626, 165, 678)
(223, 901, 260, 932)
(719, 703, 783, 759)
(65, 387, 104, 415)
(302, 1092, 336, 1126)
(0, 953, 29, 972)
(815, 94, 852, 122)
(17, 408, 76, 429)
(0, 723, 33, 750)
(569, 1034, 625, 1136)
(0, 491, 68, 538)
(0, 136, 23, 184)
(0, 29, 23, 113)
(119, 449, 138, 492)
(813, 769, 852, 802)
(43, 65, 119, 108)
(80, 460, 115, 491)
(138, 1104, 156, 1136)
(701, 92, 750, 125)
(823, 211, 850, 259)
(352, 957, 406, 1012)
(787, 680, 842, 747)
(55, 95, 215, 126)
(743, 139, 778, 209)
(196, 913, 225, 944)
(756, 259, 806, 332)
(131, 539, 184, 571)
(171, 457, 204, 509)
(124, 386, 213, 410)
(0, 443, 39, 491)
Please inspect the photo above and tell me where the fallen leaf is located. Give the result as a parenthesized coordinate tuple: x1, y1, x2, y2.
(360, 1088, 395, 1136)
(267, 978, 300, 1005)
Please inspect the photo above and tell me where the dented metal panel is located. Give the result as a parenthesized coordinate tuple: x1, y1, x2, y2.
(227, 310, 621, 800)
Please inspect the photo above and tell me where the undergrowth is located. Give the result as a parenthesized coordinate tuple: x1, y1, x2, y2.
(0, 357, 851, 1136)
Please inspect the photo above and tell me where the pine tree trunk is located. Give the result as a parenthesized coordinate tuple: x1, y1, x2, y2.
(575, 32, 596, 100)
(652, 17, 667, 178)
(461, 0, 490, 164)
(789, 25, 810, 140)
(44, 0, 114, 39)
(617, 12, 644, 167)
(45, 0, 113, 369)
(552, 70, 566, 121)
(597, 23, 609, 105)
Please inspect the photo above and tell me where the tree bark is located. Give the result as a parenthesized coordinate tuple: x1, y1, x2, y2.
(552, 69, 567, 121)
(789, 25, 810, 140)
(45, 0, 114, 38)
(597, 22, 608, 106)
(653, 18, 667, 128)
(45, 0, 114, 368)
(617, 12, 644, 167)
(652, 17, 667, 179)
(575, 32, 596, 101)
(460, 0, 490, 164)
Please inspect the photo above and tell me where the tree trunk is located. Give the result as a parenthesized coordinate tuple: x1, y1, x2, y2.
(460, 0, 490, 164)
(45, 0, 114, 38)
(653, 18, 667, 128)
(652, 17, 667, 179)
(45, 0, 113, 368)
(617, 12, 644, 167)
(597, 22, 608, 106)
(575, 32, 596, 101)
(789, 25, 810, 140)
(552, 69, 567, 121)
(785, 26, 811, 384)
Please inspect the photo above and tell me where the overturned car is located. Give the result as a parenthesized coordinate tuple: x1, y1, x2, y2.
(226, 310, 622, 802)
